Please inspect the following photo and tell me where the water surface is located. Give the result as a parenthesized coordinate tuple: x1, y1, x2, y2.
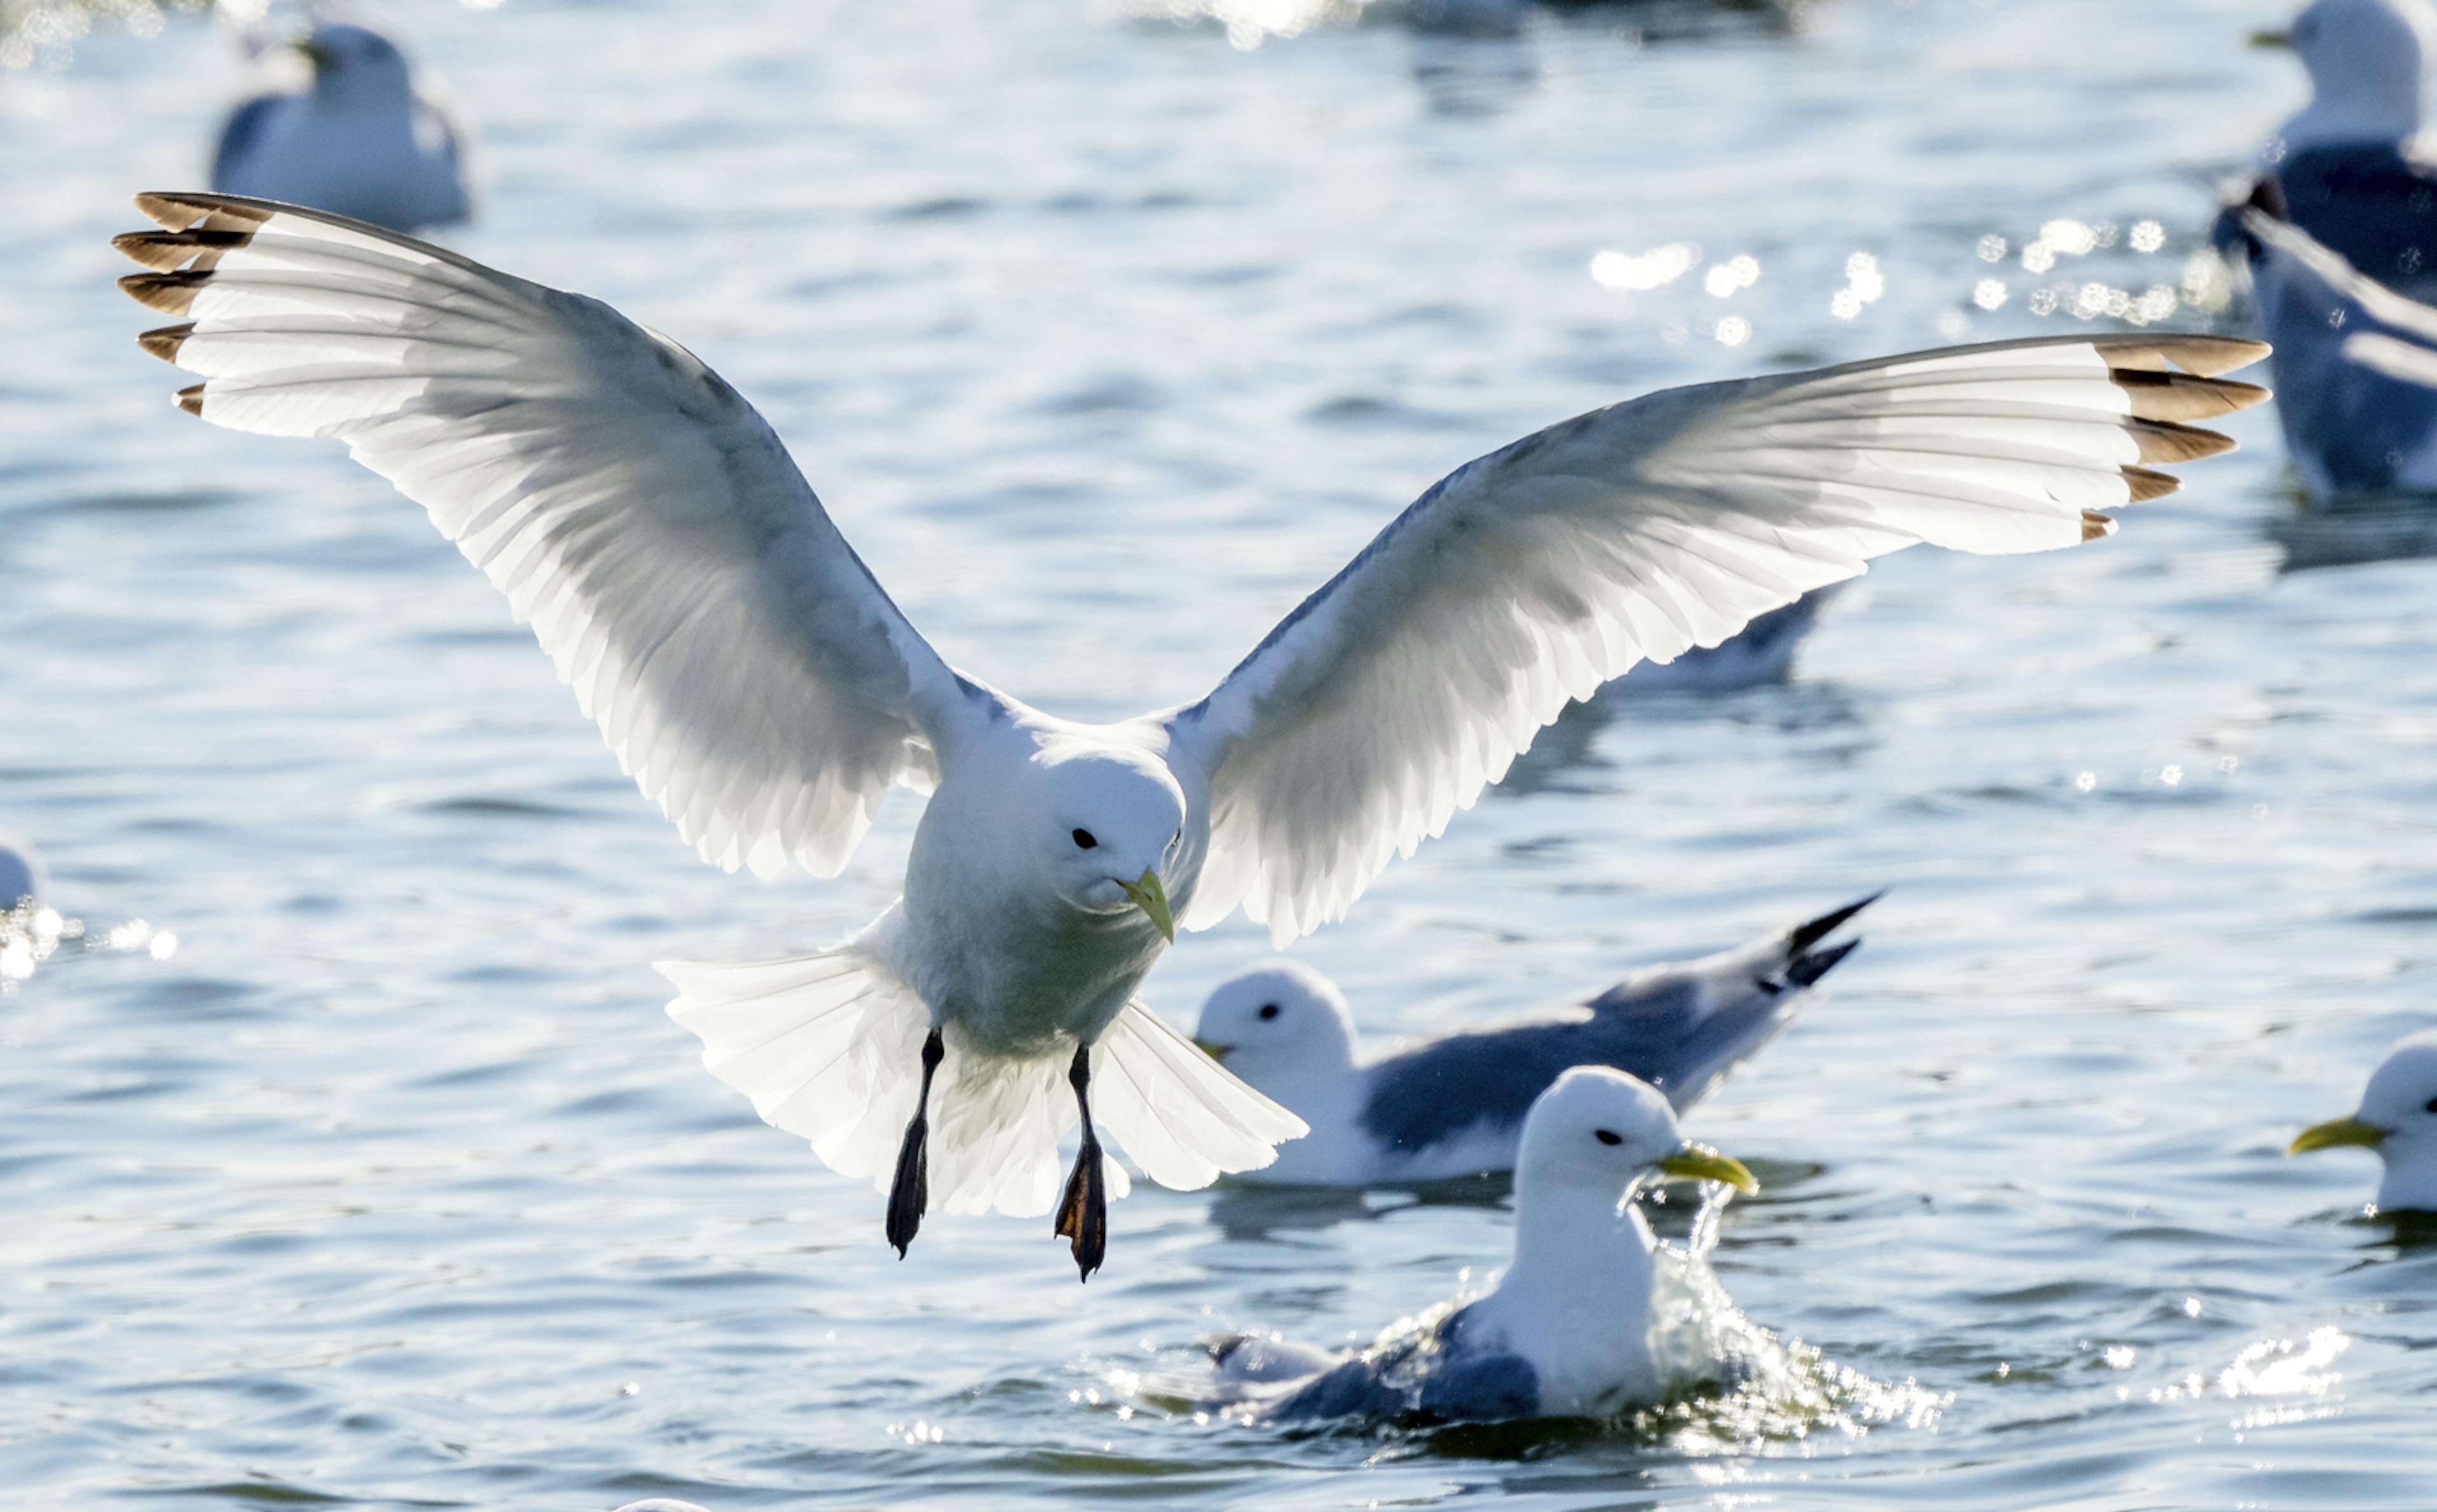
(5, 0, 2436, 1506)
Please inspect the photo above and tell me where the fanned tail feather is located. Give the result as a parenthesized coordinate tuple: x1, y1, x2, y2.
(663, 945, 1306, 1219)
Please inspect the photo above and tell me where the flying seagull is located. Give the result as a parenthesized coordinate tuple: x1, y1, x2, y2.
(213, 22, 471, 233)
(1215, 1067, 1758, 1423)
(1192, 895, 1868, 1184)
(110, 192, 2265, 1277)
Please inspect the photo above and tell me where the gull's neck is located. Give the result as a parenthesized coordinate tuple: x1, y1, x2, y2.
(2276, 97, 2426, 155)
(2376, 1140, 2437, 1211)
(1466, 1174, 1661, 1414)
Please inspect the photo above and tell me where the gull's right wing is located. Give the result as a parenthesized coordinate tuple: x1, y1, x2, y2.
(114, 192, 989, 879)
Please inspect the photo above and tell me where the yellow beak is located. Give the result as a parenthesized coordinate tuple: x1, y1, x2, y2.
(1657, 1143, 1757, 1194)
(2247, 27, 2293, 48)
(2288, 1115, 2387, 1155)
(1193, 1039, 1232, 1063)
(1119, 867, 1175, 943)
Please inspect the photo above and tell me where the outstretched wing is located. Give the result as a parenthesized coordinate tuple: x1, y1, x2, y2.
(1168, 334, 2269, 943)
(113, 192, 986, 879)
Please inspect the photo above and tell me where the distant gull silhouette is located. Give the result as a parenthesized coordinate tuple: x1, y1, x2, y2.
(0, 831, 43, 909)
(113, 191, 2262, 1276)
(2290, 1029, 2437, 1211)
(1214, 1067, 1756, 1423)
(1192, 895, 1870, 1184)
(213, 22, 470, 233)
(2220, 0, 2437, 495)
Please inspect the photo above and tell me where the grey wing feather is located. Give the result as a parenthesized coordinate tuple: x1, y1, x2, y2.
(1359, 895, 1874, 1152)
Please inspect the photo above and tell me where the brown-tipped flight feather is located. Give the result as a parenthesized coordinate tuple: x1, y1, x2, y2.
(133, 192, 272, 235)
(2127, 418, 2240, 464)
(112, 228, 256, 272)
(2122, 466, 2181, 503)
(175, 383, 205, 417)
(137, 324, 194, 364)
(2080, 510, 2117, 541)
(2108, 368, 2271, 422)
(116, 270, 211, 316)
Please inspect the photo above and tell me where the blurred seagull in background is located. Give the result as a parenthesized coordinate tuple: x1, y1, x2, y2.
(112, 193, 2263, 1277)
(1216, 1067, 1757, 1423)
(213, 22, 470, 233)
(2290, 1030, 2437, 1212)
(1615, 582, 1839, 693)
(2220, 0, 2437, 496)
(1192, 895, 1870, 1185)
(0, 831, 43, 910)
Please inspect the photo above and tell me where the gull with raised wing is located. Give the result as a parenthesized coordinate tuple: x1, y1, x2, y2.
(110, 193, 2266, 1277)
(1193, 895, 1870, 1185)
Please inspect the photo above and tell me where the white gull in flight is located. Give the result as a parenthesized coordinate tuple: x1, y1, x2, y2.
(112, 192, 2263, 1276)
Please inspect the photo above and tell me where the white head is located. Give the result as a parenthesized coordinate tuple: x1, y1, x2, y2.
(2269, 0, 2437, 150)
(301, 23, 416, 107)
(1516, 1067, 1754, 1202)
(1032, 738, 1187, 940)
(1192, 960, 1361, 1087)
(2290, 1030, 2437, 1211)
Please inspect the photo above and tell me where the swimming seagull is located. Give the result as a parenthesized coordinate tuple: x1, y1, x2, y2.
(2219, 0, 2437, 495)
(1192, 895, 1869, 1185)
(213, 23, 470, 233)
(2289, 1030, 2437, 1212)
(109, 193, 2265, 1277)
(1222, 1067, 1756, 1423)
(0, 832, 41, 909)
(2220, 207, 2437, 497)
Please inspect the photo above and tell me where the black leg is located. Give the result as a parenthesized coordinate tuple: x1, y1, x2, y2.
(885, 1028, 946, 1259)
(1053, 1042, 1107, 1282)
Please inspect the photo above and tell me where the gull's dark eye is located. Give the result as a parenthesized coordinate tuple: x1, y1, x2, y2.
(2424, 1096, 2437, 1114)
(1594, 1129, 1622, 1146)
(1257, 1003, 1280, 1022)
(1071, 829, 1097, 850)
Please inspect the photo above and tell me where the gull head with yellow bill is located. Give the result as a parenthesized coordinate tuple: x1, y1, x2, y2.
(2290, 1029, 2437, 1213)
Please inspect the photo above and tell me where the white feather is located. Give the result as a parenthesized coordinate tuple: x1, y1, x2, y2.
(1166, 336, 2262, 944)
(128, 196, 983, 883)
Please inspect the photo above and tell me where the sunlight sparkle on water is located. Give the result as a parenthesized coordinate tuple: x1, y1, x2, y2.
(1593, 243, 1700, 292)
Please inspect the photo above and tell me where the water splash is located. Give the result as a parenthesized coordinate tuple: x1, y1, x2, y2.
(0, 898, 176, 992)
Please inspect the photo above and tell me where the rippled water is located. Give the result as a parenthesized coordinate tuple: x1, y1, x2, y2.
(8, 0, 2437, 1505)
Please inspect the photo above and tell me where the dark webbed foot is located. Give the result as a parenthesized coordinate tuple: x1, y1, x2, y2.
(885, 1028, 946, 1259)
(1053, 1042, 1108, 1281)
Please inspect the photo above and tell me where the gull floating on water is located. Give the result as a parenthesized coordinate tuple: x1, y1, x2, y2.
(213, 23, 470, 233)
(1192, 895, 1869, 1185)
(2290, 1029, 2437, 1211)
(2220, 0, 2437, 496)
(111, 192, 2264, 1277)
(1219, 1067, 1757, 1423)
(0, 832, 41, 909)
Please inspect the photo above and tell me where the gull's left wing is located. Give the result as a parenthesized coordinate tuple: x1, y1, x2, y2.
(1166, 335, 2269, 943)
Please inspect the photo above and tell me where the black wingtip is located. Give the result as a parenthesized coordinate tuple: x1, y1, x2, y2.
(1786, 890, 1882, 956)
(1785, 936, 1861, 989)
